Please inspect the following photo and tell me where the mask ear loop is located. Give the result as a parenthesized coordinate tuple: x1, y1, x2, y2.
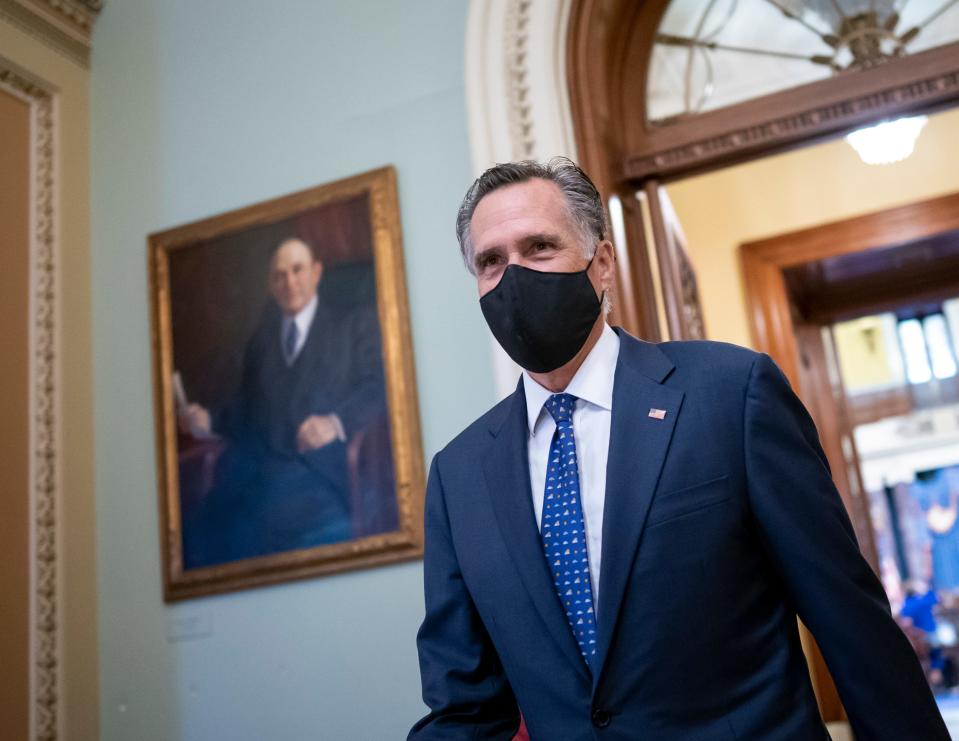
(584, 245, 607, 306)
(584, 249, 597, 272)
(584, 235, 607, 271)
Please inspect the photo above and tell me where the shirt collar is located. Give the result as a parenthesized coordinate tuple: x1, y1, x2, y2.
(284, 292, 318, 337)
(522, 322, 620, 434)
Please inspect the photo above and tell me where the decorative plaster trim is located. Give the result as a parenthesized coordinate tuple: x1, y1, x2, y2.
(21, 0, 100, 35)
(465, 0, 578, 397)
(466, 0, 577, 168)
(503, 0, 534, 158)
(0, 0, 101, 68)
(0, 62, 60, 741)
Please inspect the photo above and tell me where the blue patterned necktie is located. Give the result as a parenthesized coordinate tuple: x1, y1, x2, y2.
(541, 392, 597, 668)
(283, 320, 299, 365)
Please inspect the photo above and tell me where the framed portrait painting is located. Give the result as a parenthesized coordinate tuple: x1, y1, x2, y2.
(149, 167, 424, 600)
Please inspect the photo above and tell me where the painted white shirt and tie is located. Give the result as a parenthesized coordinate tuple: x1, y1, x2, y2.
(279, 293, 346, 442)
(280, 293, 317, 365)
(522, 322, 620, 614)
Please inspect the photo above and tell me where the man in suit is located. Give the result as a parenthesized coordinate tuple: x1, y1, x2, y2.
(410, 158, 948, 739)
(180, 237, 385, 566)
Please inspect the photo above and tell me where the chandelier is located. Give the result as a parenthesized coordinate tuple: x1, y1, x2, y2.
(656, 1, 957, 78)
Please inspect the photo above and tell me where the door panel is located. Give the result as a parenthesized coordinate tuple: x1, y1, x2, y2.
(641, 180, 706, 340)
(0, 86, 32, 741)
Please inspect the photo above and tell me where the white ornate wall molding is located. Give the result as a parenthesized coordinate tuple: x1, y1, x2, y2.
(465, 0, 579, 397)
(466, 0, 578, 168)
(0, 60, 61, 741)
(0, 0, 101, 67)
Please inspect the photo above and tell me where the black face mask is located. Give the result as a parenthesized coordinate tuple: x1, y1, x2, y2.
(479, 259, 602, 374)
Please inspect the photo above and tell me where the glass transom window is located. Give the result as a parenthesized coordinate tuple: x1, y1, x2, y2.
(647, 0, 959, 124)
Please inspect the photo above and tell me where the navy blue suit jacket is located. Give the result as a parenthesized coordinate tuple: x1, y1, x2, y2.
(411, 330, 947, 740)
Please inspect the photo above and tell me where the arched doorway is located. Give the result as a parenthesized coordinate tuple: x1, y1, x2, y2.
(567, 0, 959, 726)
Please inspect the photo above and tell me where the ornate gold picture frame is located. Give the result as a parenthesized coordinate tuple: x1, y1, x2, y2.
(149, 167, 424, 600)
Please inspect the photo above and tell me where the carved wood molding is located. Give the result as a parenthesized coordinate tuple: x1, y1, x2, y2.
(623, 46, 959, 182)
(0, 63, 60, 741)
(0, 0, 102, 67)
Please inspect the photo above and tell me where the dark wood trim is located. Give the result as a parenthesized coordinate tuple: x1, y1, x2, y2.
(793, 322, 860, 725)
(740, 191, 959, 562)
(568, 0, 959, 340)
(796, 324, 878, 567)
(610, 184, 658, 337)
(644, 180, 686, 340)
(569, 2, 959, 186)
(801, 279, 959, 326)
(568, 1, 959, 724)
(742, 190, 959, 268)
(741, 252, 801, 381)
(734, 200, 959, 733)
(567, 0, 667, 342)
(741, 190, 959, 379)
(623, 41, 959, 182)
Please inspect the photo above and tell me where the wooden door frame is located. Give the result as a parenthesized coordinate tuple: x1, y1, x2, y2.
(568, 1, 959, 185)
(567, 0, 959, 342)
(741, 190, 959, 386)
(741, 190, 959, 555)
(739, 189, 959, 723)
(566, 2, 959, 721)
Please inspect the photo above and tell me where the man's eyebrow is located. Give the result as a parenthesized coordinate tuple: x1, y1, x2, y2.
(473, 245, 503, 266)
(522, 232, 562, 245)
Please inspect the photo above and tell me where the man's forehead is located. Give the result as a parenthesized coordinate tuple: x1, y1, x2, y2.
(271, 239, 314, 267)
(471, 179, 571, 240)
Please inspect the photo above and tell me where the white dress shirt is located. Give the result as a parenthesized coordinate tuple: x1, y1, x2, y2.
(280, 293, 318, 363)
(523, 323, 619, 610)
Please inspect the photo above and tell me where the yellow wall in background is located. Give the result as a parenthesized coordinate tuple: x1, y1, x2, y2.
(666, 106, 959, 349)
(833, 316, 899, 391)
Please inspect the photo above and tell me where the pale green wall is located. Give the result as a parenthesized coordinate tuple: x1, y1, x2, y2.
(91, 2, 493, 738)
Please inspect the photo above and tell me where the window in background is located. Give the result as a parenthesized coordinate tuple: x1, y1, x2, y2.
(900, 318, 935, 385)
(944, 299, 959, 362)
(925, 314, 959, 381)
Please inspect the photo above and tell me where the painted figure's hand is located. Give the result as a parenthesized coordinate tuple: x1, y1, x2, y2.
(178, 403, 211, 436)
(296, 414, 341, 453)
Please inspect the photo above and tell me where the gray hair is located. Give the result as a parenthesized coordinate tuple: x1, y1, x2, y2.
(455, 157, 608, 275)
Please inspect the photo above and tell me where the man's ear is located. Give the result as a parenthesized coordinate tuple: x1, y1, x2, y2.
(595, 240, 615, 292)
(312, 259, 324, 285)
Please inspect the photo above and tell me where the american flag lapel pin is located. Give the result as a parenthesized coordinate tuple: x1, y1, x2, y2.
(648, 408, 667, 420)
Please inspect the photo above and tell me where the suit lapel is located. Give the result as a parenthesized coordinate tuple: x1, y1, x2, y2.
(483, 381, 591, 681)
(593, 333, 684, 684)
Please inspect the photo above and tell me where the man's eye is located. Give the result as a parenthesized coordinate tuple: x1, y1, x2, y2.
(532, 242, 552, 252)
(480, 255, 501, 268)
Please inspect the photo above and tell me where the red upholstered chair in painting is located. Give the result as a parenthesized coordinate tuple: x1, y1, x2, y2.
(346, 412, 398, 538)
